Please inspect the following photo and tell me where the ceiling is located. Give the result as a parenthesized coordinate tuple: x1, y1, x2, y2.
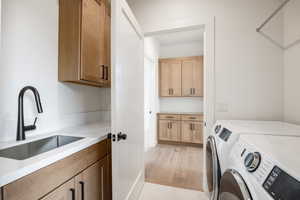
(153, 28, 204, 46)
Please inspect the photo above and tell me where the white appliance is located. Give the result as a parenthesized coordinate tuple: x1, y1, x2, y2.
(219, 134, 300, 200)
(206, 120, 300, 200)
(214, 120, 300, 174)
(217, 120, 300, 136)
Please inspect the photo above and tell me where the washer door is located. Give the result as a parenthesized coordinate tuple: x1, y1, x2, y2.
(219, 169, 252, 200)
(206, 136, 221, 200)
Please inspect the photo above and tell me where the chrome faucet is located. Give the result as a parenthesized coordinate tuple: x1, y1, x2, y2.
(16, 86, 43, 141)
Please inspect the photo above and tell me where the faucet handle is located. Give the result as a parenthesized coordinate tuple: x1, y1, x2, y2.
(24, 117, 38, 131)
(33, 117, 38, 126)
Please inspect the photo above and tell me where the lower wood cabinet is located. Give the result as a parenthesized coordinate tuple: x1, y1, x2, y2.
(2, 139, 112, 200)
(40, 179, 75, 200)
(181, 121, 203, 144)
(75, 157, 110, 200)
(158, 113, 203, 145)
(158, 120, 181, 142)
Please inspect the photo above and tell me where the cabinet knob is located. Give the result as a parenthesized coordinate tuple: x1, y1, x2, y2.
(117, 132, 127, 141)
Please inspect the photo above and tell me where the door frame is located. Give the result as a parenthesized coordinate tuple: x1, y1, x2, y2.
(144, 56, 158, 152)
(111, 0, 144, 200)
(144, 17, 216, 194)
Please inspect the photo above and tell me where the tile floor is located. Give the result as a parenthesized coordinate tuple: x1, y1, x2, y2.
(139, 183, 208, 200)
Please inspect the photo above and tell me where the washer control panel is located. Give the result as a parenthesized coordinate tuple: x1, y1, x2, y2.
(263, 166, 300, 200)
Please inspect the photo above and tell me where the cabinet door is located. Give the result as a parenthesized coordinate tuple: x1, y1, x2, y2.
(159, 60, 182, 97)
(103, 0, 111, 85)
(41, 179, 75, 200)
(75, 157, 110, 200)
(181, 121, 193, 143)
(182, 57, 203, 97)
(81, 0, 106, 83)
(169, 121, 181, 142)
(192, 122, 203, 144)
(158, 120, 170, 141)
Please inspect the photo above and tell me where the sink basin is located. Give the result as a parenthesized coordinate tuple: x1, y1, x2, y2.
(0, 135, 84, 160)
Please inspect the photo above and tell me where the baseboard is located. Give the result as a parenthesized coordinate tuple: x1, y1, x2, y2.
(125, 170, 145, 200)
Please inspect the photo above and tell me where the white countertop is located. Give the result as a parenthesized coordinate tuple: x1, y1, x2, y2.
(0, 122, 111, 187)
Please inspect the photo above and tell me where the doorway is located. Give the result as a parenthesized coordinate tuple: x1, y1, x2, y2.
(143, 25, 214, 191)
(144, 57, 157, 151)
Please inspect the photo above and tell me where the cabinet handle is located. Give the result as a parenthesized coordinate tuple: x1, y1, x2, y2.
(166, 116, 174, 119)
(190, 88, 193, 95)
(95, 0, 102, 5)
(101, 167, 104, 200)
(100, 65, 105, 79)
(70, 188, 75, 200)
(79, 181, 85, 200)
(105, 65, 109, 80)
(190, 123, 193, 130)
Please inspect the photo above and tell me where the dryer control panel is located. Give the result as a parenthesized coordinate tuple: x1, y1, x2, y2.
(263, 166, 300, 200)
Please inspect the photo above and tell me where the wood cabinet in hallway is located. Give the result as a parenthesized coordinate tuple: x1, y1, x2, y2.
(159, 56, 203, 97)
(157, 113, 203, 145)
(182, 57, 203, 97)
(159, 59, 182, 97)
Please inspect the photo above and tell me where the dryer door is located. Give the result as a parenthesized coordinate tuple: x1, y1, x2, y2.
(219, 169, 252, 200)
(206, 136, 221, 200)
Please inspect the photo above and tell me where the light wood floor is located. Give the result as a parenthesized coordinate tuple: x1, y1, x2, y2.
(145, 144, 204, 191)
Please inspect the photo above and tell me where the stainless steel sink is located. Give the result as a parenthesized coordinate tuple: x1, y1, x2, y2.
(0, 135, 84, 160)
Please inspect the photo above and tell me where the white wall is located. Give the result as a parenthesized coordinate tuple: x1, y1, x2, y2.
(160, 41, 203, 58)
(128, 0, 284, 121)
(160, 97, 203, 113)
(283, 0, 300, 124)
(0, 0, 110, 141)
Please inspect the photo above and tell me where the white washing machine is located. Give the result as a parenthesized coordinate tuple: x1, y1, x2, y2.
(206, 120, 300, 200)
(214, 120, 300, 173)
(218, 120, 300, 136)
(219, 134, 300, 200)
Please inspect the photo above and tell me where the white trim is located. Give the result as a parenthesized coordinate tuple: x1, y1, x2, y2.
(143, 17, 216, 195)
(125, 170, 145, 200)
(121, 0, 144, 39)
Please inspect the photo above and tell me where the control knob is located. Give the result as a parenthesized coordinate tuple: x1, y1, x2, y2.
(244, 152, 261, 172)
(215, 125, 222, 134)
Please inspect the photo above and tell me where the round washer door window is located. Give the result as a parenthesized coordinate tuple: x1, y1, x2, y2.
(206, 136, 221, 200)
(219, 169, 252, 200)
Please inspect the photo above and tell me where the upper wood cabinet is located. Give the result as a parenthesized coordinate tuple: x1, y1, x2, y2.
(159, 56, 203, 97)
(182, 57, 203, 97)
(59, 0, 111, 87)
(159, 59, 182, 97)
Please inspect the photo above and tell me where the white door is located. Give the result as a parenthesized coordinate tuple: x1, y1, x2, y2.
(111, 0, 144, 200)
(144, 57, 156, 151)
